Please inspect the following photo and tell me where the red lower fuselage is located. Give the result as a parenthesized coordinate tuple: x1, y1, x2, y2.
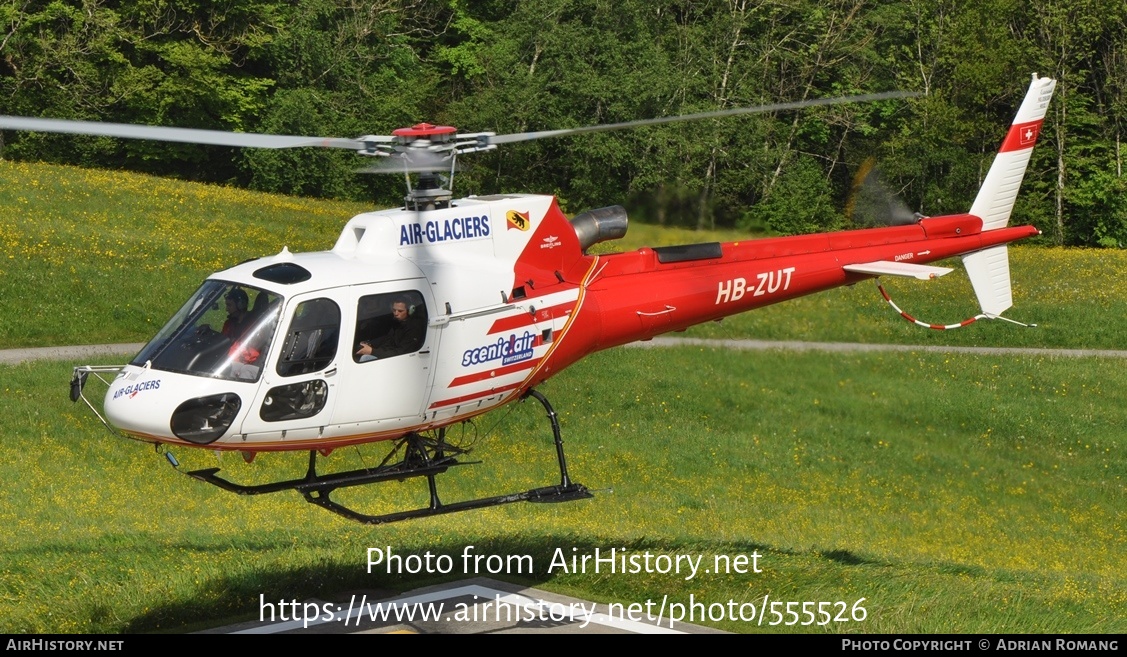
(532, 213, 1036, 384)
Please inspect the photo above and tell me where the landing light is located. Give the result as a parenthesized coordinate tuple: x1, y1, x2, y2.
(170, 393, 241, 445)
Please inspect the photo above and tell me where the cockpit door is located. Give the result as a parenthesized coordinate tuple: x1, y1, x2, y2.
(238, 291, 344, 442)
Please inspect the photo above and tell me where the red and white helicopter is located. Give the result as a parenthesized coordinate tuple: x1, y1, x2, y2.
(2, 74, 1055, 524)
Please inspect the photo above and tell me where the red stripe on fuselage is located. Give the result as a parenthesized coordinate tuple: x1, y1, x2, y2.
(428, 382, 523, 409)
(487, 301, 575, 334)
(448, 357, 543, 387)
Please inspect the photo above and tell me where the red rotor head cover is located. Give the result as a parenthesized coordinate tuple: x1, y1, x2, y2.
(392, 123, 458, 138)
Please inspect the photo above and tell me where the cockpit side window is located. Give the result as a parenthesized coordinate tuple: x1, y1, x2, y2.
(353, 290, 427, 363)
(276, 298, 341, 377)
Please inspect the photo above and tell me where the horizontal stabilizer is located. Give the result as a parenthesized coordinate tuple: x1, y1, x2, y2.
(844, 261, 954, 280)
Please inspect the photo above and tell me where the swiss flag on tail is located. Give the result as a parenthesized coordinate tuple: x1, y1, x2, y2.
(1001, 120, 1043, 152)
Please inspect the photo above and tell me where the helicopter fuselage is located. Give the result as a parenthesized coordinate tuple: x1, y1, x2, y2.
(48, 73, 1054, 522)
(99, 191, 1036, 453)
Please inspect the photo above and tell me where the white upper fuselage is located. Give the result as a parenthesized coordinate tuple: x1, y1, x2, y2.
(103, 193, 591, 450)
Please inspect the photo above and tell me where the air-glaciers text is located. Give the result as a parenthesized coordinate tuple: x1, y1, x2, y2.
(400, 215, 491, 246)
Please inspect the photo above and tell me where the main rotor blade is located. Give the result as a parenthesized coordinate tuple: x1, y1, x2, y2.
(488, 90, 921, 145)
(0, 115, 377, 150)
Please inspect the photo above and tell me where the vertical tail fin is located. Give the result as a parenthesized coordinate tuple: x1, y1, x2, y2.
(969, 74, 1057, 230)
(963, 74, 1056, 317)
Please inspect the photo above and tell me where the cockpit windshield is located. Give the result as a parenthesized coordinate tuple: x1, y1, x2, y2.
(132, 281, 283, 382)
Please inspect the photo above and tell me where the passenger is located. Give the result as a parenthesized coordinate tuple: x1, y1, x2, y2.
(356, 297, 425, 361)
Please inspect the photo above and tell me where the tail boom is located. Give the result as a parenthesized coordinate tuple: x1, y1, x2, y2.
(554, 220, 1037, 355)
(532, 75, 1053, 377)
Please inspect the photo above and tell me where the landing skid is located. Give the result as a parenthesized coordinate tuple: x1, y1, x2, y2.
(175, 389, 592, 524)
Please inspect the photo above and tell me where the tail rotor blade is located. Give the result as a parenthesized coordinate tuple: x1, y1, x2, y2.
(845, 158, 918, 227)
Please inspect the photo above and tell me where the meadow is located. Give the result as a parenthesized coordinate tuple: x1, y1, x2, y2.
(0, 161, 1123, 633)
(5, 160, 1127, 351)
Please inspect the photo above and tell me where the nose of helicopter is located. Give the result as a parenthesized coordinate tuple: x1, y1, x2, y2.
(104, 367, 245, 445)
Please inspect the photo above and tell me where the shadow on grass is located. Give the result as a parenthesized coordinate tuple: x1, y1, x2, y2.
(118, 534, 778, 633)
(819, 549, 871, 565)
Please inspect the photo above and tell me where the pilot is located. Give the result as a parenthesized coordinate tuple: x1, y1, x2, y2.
(221, 288, 252, 339)
(356, 297, 425, 362)
(196, 287, 253, 340)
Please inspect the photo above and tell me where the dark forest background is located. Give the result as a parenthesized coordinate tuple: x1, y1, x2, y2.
(2, 0, 1125, 246)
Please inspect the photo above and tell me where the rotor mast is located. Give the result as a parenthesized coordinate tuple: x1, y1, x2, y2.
(384, 123, 499, 212)
(392, 124, 456, 211)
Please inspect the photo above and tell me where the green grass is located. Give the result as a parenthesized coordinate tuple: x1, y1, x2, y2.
(0, 347, 1122, 633)
(0, 161, 1123, 634)
(0, 161, 367, 348)
(5, 160, 1127, 350)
